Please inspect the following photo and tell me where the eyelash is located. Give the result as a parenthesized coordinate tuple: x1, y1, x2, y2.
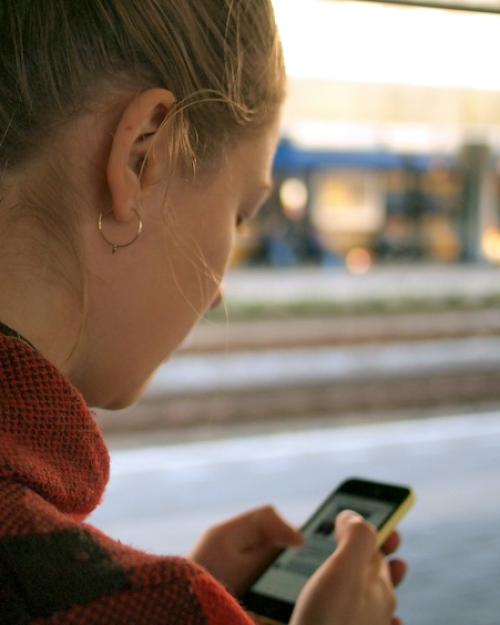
(236, 193, 268, 231)
(236, 213, 247, 230)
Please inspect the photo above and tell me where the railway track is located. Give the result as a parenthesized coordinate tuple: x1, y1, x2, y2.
(96, 308, 500, 435)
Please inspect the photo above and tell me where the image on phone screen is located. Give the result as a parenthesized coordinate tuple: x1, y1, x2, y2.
(253, 492, 394, 603)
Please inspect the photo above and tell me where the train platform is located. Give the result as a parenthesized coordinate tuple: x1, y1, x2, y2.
(91, 409, 500, 625)
(220, 263, 500, 308)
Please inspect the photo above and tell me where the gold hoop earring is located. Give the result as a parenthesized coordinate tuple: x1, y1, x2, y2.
(98, 207, 143, 254)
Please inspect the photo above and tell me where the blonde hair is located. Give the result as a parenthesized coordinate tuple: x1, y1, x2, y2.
(0, 0, 285, 359)
(0, 1, 284, 169)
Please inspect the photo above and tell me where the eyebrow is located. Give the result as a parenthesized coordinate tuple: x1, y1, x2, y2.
(245, 181, 274, 219)
(247, 179, 275, 211)
(261, 179, 275, 200)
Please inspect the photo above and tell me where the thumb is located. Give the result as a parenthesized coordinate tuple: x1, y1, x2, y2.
(334, 510, 377, 571)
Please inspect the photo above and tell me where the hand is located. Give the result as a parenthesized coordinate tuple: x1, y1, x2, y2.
(190, 505, 304, 597)
(291, 510, 407, 625)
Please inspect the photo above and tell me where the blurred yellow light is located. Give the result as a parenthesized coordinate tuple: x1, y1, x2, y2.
(280, 178, 308, 220)
(345, 248, 374, 275)
(273, 0, 500, 91)
(482, 227, 500, 263)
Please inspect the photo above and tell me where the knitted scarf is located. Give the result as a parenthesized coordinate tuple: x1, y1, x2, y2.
(0, 332, 254, 625)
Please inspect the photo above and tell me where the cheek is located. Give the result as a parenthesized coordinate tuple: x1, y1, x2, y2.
(159, 219, 234, 317)
(200, 220, 236, 275)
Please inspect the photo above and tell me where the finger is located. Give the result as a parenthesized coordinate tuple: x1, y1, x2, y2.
(381, 531, 401, 555)
(389, 558, 408, 587)
(215, 506, 302, 550)
(251, 506, 304, 548)
(334, 510, 377, 570)
(391, 617, 404, 625)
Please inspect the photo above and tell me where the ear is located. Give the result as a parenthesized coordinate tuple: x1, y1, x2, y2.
(106, 88, 176, 223)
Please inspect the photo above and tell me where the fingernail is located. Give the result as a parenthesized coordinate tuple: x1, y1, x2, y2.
(294, 530, 305, 545)
(283, 528, 304, 546)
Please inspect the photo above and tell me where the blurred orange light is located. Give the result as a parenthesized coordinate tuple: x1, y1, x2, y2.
(345, 248, 373, 275)
(482, 227, 500, 264)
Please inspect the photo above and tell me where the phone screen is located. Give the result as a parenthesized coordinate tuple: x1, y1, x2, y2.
(250, 490, 398, 605)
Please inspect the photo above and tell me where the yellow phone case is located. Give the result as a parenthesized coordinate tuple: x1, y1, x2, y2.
(375, 488, 416, 548)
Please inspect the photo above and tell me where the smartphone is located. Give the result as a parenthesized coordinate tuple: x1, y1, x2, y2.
(243, 477, 415, 625)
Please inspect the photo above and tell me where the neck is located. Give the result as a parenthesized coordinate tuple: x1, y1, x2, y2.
(0, 196, 83, 372)
(0, 320, 37, 350)
(0, 262, 82, 376)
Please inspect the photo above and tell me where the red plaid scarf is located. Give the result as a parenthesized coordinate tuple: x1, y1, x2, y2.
(0, 332, 253, 625)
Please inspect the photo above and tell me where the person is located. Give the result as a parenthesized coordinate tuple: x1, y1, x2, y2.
(0, 1, 407, 623)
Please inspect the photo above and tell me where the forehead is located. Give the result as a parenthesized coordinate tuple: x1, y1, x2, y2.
(229, 120, 281, 185)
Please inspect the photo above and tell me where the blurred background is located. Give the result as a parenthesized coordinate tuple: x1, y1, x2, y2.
(90, 2, 500, 623)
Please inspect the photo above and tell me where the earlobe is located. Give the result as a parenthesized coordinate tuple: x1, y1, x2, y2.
(106, 89, 176, 224)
